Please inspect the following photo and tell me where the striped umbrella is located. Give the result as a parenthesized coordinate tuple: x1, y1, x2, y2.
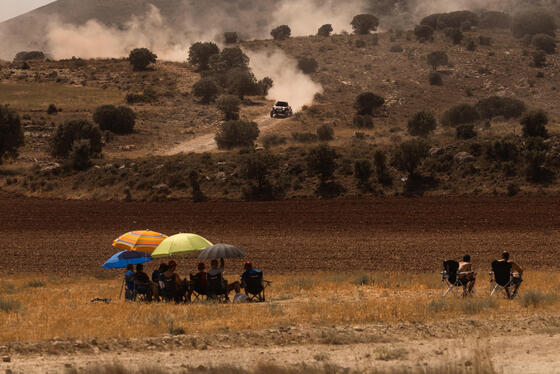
(112, 230, 167, 253)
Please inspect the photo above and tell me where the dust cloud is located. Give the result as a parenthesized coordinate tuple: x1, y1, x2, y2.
(247, 49, 323, 112)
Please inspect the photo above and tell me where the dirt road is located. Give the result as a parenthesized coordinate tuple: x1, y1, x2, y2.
(2, 194, 560, 275)
(163, 115, 277, 155)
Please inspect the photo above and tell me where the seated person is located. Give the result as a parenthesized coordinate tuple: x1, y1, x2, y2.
(161, 260, 186, 302)
(207, 258, 240, 300)
(152, 263, 167, 283)
(458, 254, 476, 296)
(240, 261, 262, 291)
(187, 262, 208, 302)
(498, 251, 524, 299)
(135, 263, 158, 301)
(124, 264, 135, 300)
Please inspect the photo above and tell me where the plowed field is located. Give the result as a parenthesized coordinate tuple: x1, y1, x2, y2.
(2, 193, 559, 275)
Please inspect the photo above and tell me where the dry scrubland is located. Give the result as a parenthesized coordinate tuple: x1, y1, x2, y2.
(0, 272, 560, 373)
(1, 28, 560, 200)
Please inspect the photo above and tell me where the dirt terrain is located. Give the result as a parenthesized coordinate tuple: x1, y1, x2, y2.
(2, 314, 560, 373)
(1, 193, 559, 275)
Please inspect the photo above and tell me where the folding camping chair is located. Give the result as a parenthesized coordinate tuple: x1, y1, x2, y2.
(189, 273, 208, 301)
(243, 271, 270, 302)
(489, 260, 519, 299)
(441, 260, 462, 297)
(207, 273, 228, 302)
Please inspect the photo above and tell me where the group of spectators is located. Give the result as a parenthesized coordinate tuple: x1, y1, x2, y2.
(124, 258, 261, 303)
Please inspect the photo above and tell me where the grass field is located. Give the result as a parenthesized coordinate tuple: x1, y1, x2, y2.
(0, 271, 558, 343)
(0, 82, 124, 111)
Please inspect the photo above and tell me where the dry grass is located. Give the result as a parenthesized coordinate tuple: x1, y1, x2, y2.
(0, 82, 123, 111)
(0, 271, 559, 343)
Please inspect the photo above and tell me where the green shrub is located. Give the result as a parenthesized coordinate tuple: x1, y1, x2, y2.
(47, 104, 58, 115)
(192, 78, 219, 103)
(456, 124, 477, 139)
(532, 34, 556, 54)
(519, 290, 558, 308)
(389, 45, 403, 52)
(128, 48, 157, 71)
(391, 138, 430, 176)
(215, 120, 259, 149)
(307, 144, 339, 183)
(261, 134, 286, 148)
(354, 92, 384, 115)
(292, 132, 318, 143)
(354, 159, 372, 187)
(351, 14, 379, 34)
(71, 139, 92, 170)
(0, 105, 24, 164)
(512, 9, 556, 38)
(352, 115, 373, 129)
(188, 42, 220, 70)
(414, 25, 434, 41)
(479, 36, 492, 45)
(25, 280, 46, 288)
(475, 96, 526, 120)
(485, 139, 519, 162)
(13, 51, 45, 61)
(521, 110, 548, 138)
(407, 111, 437, 137)
(438, 11, 479, 29)
(271, 25, 291, 40)
(242, 151, 284, 201)
(216, 95, 241, 120)
(374, 150, 392, 186)
(317, 24, 333, 37)
(444, 27, 463, 44)
(297, 57, 318, 74)
(441, 104, 480, 127)
(533, 51, 546, 67)
(429, 71, 443, 85)
(313, 126, 332, 142)
(0, 297, 21, 313)
(226, 68, 259, 99)
(479, 11, 511, 29)
(224, 32, 238, 44)
(51, 120, 102, 158)
(209, 47, 250, 73)
(93, 105, 135, 134)
(427, 51, 448, 71)
(125, 88, 157, 104)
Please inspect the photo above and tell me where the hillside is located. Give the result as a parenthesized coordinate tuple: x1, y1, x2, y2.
(0, 4, 560, 201)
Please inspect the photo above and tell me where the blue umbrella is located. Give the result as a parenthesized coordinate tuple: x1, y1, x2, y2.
(102, 250, 153, 269)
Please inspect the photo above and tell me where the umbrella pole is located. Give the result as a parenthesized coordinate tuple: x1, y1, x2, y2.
(119, 277, 124, 300)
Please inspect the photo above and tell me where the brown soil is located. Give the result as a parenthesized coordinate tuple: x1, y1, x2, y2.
(1, 194, 559, 275)
(2, 314, 560, 373)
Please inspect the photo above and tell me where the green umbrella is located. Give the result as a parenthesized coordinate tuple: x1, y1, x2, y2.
(151, 233, 213, 258)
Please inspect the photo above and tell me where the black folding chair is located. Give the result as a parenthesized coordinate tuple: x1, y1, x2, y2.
(243, 271, 270, 302)
(441, 260, 462, 297)
(207, 273, 228, 302)
(490, 260, 516, 298)
(189, 273, 208, 301)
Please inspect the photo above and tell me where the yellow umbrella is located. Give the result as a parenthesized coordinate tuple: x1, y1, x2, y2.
(151, 233, 213, 258)
(112, 230, 168, 253)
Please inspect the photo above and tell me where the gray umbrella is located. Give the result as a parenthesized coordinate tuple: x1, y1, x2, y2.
(197, 243, 247, 259)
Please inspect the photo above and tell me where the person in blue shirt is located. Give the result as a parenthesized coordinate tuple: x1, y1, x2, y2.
(124, 264, 135, 300)
(240, 261, 261, 289)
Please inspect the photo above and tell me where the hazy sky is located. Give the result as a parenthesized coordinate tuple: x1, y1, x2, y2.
(0, 0, 54, 22)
